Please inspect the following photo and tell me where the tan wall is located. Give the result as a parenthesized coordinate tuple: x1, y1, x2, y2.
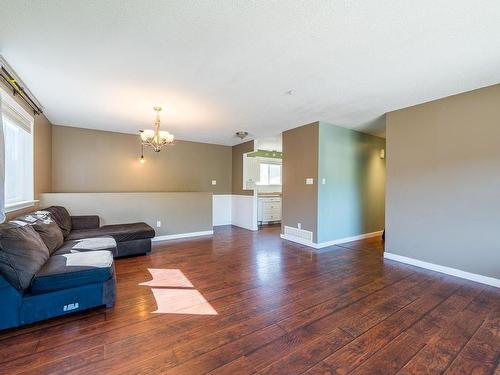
(386, 83, 500, 279)
(231, 140, 254, 196)
(281, 122, 319, 241)
(40, 192, 212, 236)
(51, 125, 232, 194)
(2, 82, 52, 221)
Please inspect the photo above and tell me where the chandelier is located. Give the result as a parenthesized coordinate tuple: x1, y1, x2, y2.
(139, 106, 174, 161)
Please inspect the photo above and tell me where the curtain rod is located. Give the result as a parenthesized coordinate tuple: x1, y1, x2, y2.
(0, 67, 43, 116)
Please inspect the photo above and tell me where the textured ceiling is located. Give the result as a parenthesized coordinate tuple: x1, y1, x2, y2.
(1, 1, 500, 145)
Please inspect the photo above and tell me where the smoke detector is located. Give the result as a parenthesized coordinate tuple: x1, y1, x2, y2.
(236, 131, 248, 140)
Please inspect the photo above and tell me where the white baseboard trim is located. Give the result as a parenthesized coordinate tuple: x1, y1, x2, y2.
(280, 234, 318, 248)
(316, 231, 384, 249)
(152, 230, 214, 242)
(384, 252, 500, 288)
(280, 230, 383, 250)
(233, 223, 259, 231)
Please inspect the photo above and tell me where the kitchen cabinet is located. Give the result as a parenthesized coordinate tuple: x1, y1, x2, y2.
(258, 196, 281, 224)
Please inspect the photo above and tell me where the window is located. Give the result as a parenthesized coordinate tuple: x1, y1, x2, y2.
(1, 90, 34, 211)
(258, 163, 281, 185)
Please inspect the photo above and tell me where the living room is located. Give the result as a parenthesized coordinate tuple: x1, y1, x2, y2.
(0, 2, 499, 374)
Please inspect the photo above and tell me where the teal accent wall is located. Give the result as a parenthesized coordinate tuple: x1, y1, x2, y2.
(317, 122, 386, 243)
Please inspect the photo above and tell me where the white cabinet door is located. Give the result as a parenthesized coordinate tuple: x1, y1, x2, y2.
(258, 197, 281, 222)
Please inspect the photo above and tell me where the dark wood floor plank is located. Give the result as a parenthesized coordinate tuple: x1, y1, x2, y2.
(207, 356, 256, 375)
(245, 272, 433, 372)
(0, 225, 497, 375)
(350, 285, 485, 375)
(396, 286, 495, 375)
(254, 328, 352, 375)
(444, 316, 500, 375)
(305, 276, 463, 374)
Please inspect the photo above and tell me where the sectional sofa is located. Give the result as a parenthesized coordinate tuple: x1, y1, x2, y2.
(0, 206, 155, 330)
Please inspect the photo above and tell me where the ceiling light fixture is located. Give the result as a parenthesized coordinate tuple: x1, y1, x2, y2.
(236, 131, 248, 140)
(139, 106, 175, 154)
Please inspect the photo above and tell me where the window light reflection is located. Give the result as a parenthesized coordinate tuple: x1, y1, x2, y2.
(139, 268, 217, 316)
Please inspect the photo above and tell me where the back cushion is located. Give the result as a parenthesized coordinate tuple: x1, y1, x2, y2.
(44, 206, 72, 237)
(16, 212, 64, 254)
(0, 222, 50, 290)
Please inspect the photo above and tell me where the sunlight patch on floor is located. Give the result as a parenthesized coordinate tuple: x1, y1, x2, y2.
(140, 268, 217, 315)
(139, 268, 194, 288)
(151, 288, 217, 315)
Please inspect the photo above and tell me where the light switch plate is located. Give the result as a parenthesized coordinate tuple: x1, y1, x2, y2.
(306, 178, 314, 185)
(322, 178, 326, 185)
(211, 180, 217, 185)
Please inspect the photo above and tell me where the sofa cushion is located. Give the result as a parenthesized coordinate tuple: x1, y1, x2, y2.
(71, 215, 100, 230)
(31, 250, 114, 294)
(67, 222, 155, 242)
(0, 222, 50, 290)
(44, 206, 72, 238)
(15, 212, 64, 254)
(53, 237, 117, 256)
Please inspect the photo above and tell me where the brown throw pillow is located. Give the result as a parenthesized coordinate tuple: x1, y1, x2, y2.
(17, 212, 64, 254)
(44, 206, 72, 238)
(0, 222, 50, 290)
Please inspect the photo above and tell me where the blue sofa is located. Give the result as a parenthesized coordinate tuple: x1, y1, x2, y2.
(0, 206, 154, 330)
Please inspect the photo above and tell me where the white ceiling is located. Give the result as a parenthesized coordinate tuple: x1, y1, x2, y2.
(1, 1, 500, 145)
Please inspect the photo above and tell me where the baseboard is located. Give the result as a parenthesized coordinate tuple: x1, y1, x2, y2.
(280, 230, 383, 250)
(280, 234, 318, 248)
(233, 223, 258, 231)
(316, 231, 384, 248)
(384, 252, 500, 288)
(152, 230, 214, 242)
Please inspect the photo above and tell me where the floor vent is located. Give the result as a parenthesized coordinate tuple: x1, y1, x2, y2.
(284, 226, 313, 242)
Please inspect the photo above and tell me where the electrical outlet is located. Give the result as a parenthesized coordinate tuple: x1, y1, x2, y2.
(211, 180, 217, 185)
(298, 223, 301, 229)
(156, 220, 161, 228)
(322, 178, 326, 185)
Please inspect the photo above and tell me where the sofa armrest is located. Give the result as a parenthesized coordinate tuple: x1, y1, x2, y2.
(71, 215, 100, 230)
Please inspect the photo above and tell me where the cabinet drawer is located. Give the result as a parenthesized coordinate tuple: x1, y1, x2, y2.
(263, 201, 281, 207)
(263, 203, 281, 211)
(259, 197, 281, 202)
(266, 197, 281, 202)
(263, 214, 281, 221)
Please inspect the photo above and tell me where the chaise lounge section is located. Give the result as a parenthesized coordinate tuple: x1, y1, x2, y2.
(45, 206, 155, 258)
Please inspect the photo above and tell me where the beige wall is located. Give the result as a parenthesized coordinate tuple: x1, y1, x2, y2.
(386, 83, 500, 279)
(52, 125, 232, 194)
(281, 122, 319, 241)
(40, 192, 212, 236)
(1, 82, 52, 221)
(231, 140, 254, 196)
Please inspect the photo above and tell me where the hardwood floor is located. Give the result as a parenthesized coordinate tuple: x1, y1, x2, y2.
(0, 225, 498, 374)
